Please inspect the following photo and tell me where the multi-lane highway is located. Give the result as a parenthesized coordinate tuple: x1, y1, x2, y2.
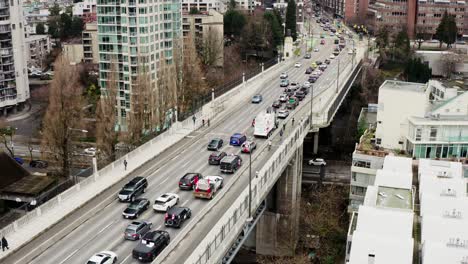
(5, 18, 359, 264)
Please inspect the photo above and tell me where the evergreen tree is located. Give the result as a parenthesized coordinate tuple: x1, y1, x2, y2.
(435, 11, 458, 48)
(404, 58, 432, 83)
(36, 22, 46, 34)
(285, 0, 297, 40)
(264, 11, 283, 49)
(224, 9, 246, 38)
(393, 29, 410, 61)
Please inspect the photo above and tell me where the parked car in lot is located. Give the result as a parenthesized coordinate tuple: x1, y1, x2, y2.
(308, 158, 327, 166)
(124, 221, 152, 241)
(241, 141, 257, 153)
(118, 177, 148, 202)
(132, 231, 170, 262)
(208, 151, 227, 165)
(272, 100, 282, 108)
(280, 72, 288, 79)
(179, 173, 202, 190)
(279, 94, 288, 103)
(251, 94, 263, 103)
(123, 198, 150, 219)
(230, 133, 247, 146)
(87, 251, 118, 264)
(194, 175, 224, 199)
(164, 207, 191, 228)
(207, 138, 223, 151)
(220, 154, 242, 173)
(29, 160, 48, 168)
(277, 109, 289, 119)
(280, 79, 289, 87)
(153, 193, 179, 212)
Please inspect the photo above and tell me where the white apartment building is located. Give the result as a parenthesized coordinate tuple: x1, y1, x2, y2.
(182, 0, 226, 13)
(25, 34, 51, 69)
(0, 0, 30, 115)
(82, 23, 98, 64)
(73, 0, 96, 16)
(374, 80, 468, 160)
(418, 159, 468, 264)
(97, 0, 182, 130)
(346, 156, 414, 263)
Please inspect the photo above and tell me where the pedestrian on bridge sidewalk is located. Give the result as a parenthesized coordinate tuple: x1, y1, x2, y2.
(124, 159, 128, 171)
(1, 236, 9, 251)
(202, 119, 205, 127)
(207, 118, 210, 127)
(192, 115, 196, 125)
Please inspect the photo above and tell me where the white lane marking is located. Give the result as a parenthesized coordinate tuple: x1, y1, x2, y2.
(57, 220, 117, 264)
(181, 200, 190, 206)
(121, 254, 132, 264)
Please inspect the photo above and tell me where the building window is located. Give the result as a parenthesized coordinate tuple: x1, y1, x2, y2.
(416, 128, 422, 141)
(353, 160, 371, 168)
(351, 186, 366, 196)
(376, 138, 382, 144)
(430, 127, 438, 141)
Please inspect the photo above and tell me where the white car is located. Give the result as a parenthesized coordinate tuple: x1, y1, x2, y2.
(290, 81, 298, 89)
(302, 81, 311, 88)
(277, 109, 290, 119)
(153, 193, 179, 212)
(330, 54, 336, 59)
(308, 158, 327, 166)
(314, 48, 319, 52)
(84, 147, 98, 156)
(279, 94, 289, 102)
(294, 62, 302, 68)
(280, 72, 288, 79)
(86, 251, 117, 264)
(204, 175, 224, 190)
(348, 49, 355, 55)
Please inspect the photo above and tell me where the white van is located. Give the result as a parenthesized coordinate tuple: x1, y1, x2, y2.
(254, 110, 277, 138)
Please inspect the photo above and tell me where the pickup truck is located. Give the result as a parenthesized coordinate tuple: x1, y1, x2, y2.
(193, 176, 224, 199)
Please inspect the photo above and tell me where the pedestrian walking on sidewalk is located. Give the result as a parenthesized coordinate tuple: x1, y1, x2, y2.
(202, 119, 205, 127)
(2, 236, 9, 251)
(283, 123, 286, 131)
(292, 117, 295, 126)
(192, 115, 196, 125)
(280, 129, 283, 137)
(124, 159, 128, 171)
(207, 118, 210, 127)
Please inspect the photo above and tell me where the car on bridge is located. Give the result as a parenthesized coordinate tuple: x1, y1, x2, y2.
(153, 193, 179, 212)
(118, 177, 148, 202)
(314, 48, 319, 52)
(220, 154, 242, 173)
(124, 220, 152, 241)
(279, 94, 289, 103)
(295, 90, 306, 101)
(280, 79, 289, 87)
(251, 94, 263, 103)
(123, 198, 150, 219)
(290, 81, 299, 90)
(272, 100, 282, 108)
(294, 62, 302, 68)
(277, 109, 289, 119)
(208, 151, 227, 165)
(87, 251, 118, 264)
(324, 59, 331, 64)
(207, 138, 223, 151)
(302, 81, 311, 88)
(241, 141, 257, 153)
(305, 67, 313, 74)
(300, 86, 309, 95)
(309, 158, 327, 166)
(132, 230, 170, 262)
(286, 97, 299, 110)
(230, 133, 247, 146)
(320, 39, 325, 45)
(279, 72, 288, 79)
(194, 175, 224, 200)
(304, 53, 311, 59)
(164, 207, 192, 228)
(179, 173, 203, 190)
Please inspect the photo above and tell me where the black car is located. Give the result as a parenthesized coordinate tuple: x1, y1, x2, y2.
(220, 155, 242, 173)
(207, 138, 223, 151)
(132, 230, 170, 262)
(29, 160, 48, 168)
(208, 151, 227, 165)
(304, 54, 311, 59)
(118, 177, 148, 202)
(179, 173, 202, 190)
(122, 198, 150, 219)
(305, 67, 313, 74)
(164, 207, 191, 228)
(300, 87, 309, 95)
(324, 59, 331, 64)
(308, 76, 318, 83)
(295, 91, 305, 100)
(272, 100, 282, 108)
(315, 60, 323, 65)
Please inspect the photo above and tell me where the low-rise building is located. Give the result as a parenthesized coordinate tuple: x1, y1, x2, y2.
(82, 23, 98, 64)
(346, 155, 414, 263)
(182, 0, 226, 13)
(62, 39, 84, 65)
(25, 34, 51, 69)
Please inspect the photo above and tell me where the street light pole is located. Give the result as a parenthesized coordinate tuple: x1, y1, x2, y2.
(310, 85, 313, 130)
(336, 58, 340, 93)
(248, 149, 252, 221)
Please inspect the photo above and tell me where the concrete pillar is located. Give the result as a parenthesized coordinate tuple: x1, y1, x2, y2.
(313, 131, 319, 154)
(256, 144, 303, 256)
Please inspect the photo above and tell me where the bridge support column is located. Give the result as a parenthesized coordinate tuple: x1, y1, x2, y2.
(256, 143, 303, 256)
(313, 130, 319, 154)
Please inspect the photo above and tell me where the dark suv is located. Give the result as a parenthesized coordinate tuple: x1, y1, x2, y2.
(179, 173, 202, 190)
(132, 230, 170, 262)
(220, 155, 242, 173)
(118, 177, 148, 202)
(164, 207, 192, 228)
(208, 151, 227, 165)
(207, 138, 223, 151)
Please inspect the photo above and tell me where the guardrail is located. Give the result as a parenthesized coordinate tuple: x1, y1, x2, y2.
(0, 55, 289, 261)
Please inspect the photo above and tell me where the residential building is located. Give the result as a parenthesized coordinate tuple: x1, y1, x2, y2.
(182, 0, 226, 13)
(23, 7, 49, 35)
(97, 0, 182, 130)
(82, 23, 98, 64)
(415, 50, 468, 77)
(25, 34, 51, 69)
(416, 0, 465, 38)
(73, 0, 97, 22)
(418, 159, 468, 264)
(346, 156, 414, 263)
(182, 9, 223, 67)
(62, 39, 84, 65)
(0, 0, 30, 115)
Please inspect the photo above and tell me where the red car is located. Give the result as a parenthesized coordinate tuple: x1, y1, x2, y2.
(241, 141, 257, 153)
(320, 39, 325, 45)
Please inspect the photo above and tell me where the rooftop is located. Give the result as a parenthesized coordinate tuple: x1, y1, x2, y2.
(376, 186, 412, 210)
(381, 80, 427, 93)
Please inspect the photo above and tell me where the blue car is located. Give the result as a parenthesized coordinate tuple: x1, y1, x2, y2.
(230, 133, 247, 146)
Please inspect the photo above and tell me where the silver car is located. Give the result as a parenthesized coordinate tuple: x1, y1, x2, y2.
(124, 220, 152, 240)
(277, 109, 290, 119)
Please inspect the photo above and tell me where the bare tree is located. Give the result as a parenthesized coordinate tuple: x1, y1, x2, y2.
(157, 55, 178, 129)
(441, 51, 463, 78)
(96, 58, 118, 163)
(200, 26, 224, 68)
(126, 58, 149, 145)
(41, 55, 84, 177)
(0, 119, 14, 157)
